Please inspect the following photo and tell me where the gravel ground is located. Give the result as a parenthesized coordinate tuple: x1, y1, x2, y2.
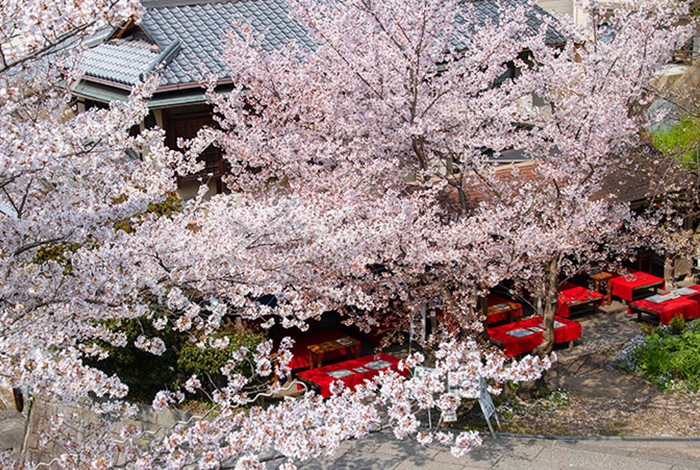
(498, 348, 700, 437)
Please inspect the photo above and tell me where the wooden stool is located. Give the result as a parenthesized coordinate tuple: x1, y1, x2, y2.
(307, 337, 360, 369)
(589, 272, 613, 306)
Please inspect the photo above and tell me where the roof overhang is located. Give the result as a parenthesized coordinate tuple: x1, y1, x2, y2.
(72, 79, 234, 109)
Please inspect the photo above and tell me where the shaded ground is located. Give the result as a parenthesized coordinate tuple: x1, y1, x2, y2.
(297, 430, 700, 470)
(0, 388, 26, 455)
(500, 347, 700, 436)
(501, 310, 700, 437)
(454, 307, 700, 437)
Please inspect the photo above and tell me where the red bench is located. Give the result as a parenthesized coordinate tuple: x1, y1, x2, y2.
(556, 282, 604, 318)
(610, 270, 664, 302)
(296, 353, 407, 397)
(628, 285, 700, 324)
(488, 316, 581, 357)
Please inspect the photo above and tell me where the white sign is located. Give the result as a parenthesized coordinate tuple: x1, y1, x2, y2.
(478, 381, 496, 420)
(442, 408, 457, 423)
(478, 377, 500, 436)
(409, 308, 426, 343)
(413, 366, 435, 378)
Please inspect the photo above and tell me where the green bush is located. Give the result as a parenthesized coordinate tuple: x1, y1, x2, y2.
(86, 316, 265, 403)
(669, 314, 686, 333)
(651, 117, 700, 169)
(622, 318, 700, 393)
(178, 330, 266, 391)
(85, 317, 180, 403)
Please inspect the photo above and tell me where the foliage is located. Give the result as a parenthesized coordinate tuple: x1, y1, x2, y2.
(684, 0, 700, 16)
(548, 388, 570, 410)
(669, 314, 686, 333)
(33, 242, 83, 274)
(651, 116, 700, 168)
(617, 318, 700, 393)
(86, 316, 264, 402)
(114, 192, 183, 233)
(177, 329, 265, 389)
(146, 192, 183, 219)
(86, 317, 180, 402)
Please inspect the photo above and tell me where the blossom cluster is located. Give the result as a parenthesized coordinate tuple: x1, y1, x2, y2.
(0, 0, 694, 467)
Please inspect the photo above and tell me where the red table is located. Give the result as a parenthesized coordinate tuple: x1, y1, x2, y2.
(285, 330, 359, 370)
(628, 285, 700, 324)
(488, 316, 581, 357)
(556, 282, 604, 318)
(486, 294, 523, 324)
(610, 270, 665, 302)
(296, 353, 408, 398)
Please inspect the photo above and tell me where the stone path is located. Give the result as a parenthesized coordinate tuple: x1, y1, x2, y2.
(0, 388, 26, 456)
(294, 432, 700, 470)
(556, 300, 640, 362)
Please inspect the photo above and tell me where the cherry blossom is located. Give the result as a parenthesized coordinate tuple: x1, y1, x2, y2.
(0, 0, 695, 468)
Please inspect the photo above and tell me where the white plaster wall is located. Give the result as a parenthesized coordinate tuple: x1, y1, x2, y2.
(537, 0, 574, 17)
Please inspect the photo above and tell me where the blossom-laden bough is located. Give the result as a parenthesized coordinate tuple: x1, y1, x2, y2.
(0, 0, 696, 468)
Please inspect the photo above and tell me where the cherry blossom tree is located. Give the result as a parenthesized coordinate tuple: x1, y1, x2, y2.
(469, 0, 696, 354)
(0, 0, 695, 468)
(0, 0, 182, 460)
(0, 0, 183, 400)
(201, 0, 693, 356)
(0, 1, 552, 467)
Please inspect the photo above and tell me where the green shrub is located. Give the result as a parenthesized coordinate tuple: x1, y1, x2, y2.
(622, 318, 700, 392)
(669, 314, 686, 333)
(86, 316, 265, 403)
(85, 317, 180, 403)
(651, 117, 700, 169)
(178, 330, 266, 390)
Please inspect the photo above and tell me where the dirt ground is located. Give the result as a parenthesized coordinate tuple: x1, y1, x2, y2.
(497, 347, 700, 436)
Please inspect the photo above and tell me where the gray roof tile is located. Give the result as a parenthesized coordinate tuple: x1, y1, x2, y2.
(461, 0, 566, 45)
(81, 0, 565, 88)
(82, 38, 160, 85)
(134, 0, 315, 85)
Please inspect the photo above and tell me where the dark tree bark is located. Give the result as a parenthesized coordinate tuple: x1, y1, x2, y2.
(534, 257, 560, 357)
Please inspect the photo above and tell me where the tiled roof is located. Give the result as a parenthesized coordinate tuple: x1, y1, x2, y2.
(80, 0, 565, 89)
(81, 38, 160, 86)
(437, 144, 689, 215)
(459, 0, 566, 46)
(142, 0, 314, 86)
(80, 0, 313, 87)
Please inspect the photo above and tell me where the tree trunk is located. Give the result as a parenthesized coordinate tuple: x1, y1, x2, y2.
(664, 256, 675, 290)
(534, 259, 559, 357)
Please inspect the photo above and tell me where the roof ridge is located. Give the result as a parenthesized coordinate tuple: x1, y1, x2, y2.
(140, 39, 182, 80)
(142, 0, 241, 8)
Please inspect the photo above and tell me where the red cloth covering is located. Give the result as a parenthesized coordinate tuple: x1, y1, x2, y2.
(628, 285, 700, 324)
(297, 353, 408, 398)
(286, 330, 358, 370)
(556, 282, 604, 318)
(486, 294, 523, 324)
(687, 285, 700, 306)
(487, 316, 582, 357)
(610, 270, 664, 301)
